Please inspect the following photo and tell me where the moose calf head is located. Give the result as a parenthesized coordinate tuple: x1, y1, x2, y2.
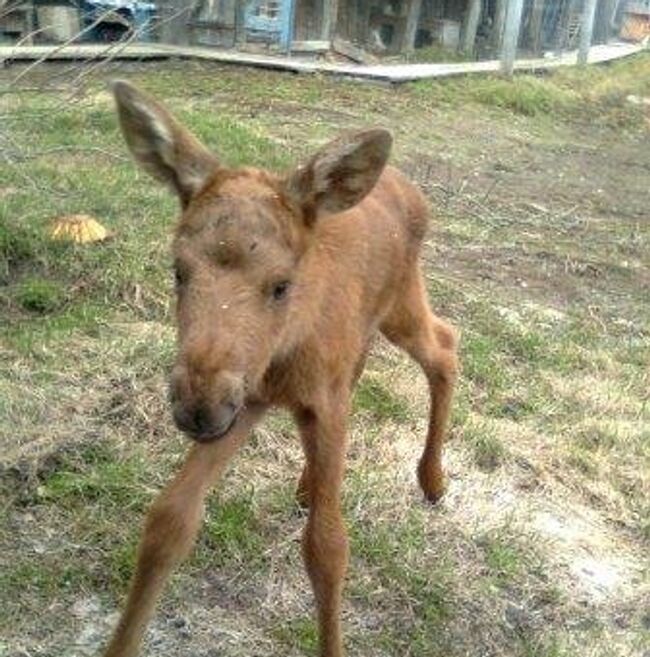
(112, 81, 392, 443)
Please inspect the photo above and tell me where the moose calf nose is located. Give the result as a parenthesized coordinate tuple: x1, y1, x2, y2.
(173, 401, 240, 442)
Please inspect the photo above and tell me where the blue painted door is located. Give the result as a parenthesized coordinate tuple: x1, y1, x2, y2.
(245, 0, 295, 48)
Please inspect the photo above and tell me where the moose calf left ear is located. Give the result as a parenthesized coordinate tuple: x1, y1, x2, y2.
(285, 129, 392, 223)
(111, 80, 219, 208)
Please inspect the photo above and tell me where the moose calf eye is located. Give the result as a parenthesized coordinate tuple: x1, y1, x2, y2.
(271, 280, 291, 301)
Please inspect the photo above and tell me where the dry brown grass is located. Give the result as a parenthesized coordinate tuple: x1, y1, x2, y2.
(1, 54, 649, 657)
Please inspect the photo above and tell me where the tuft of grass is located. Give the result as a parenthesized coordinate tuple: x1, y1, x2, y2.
(479, 528, 526, 586)
(349, 508, 453, 628)
(179, 113, 291, 172)
(0, 560, 93, 598)
(462, 420, 507, 471)
(353, 376, 411, 423)
(37, 445, 150, 511)
(199, 492, 263, 568)
(566, 446, 599, 478)
(15, 277, 66, 313)
(461, 333, 508, 393)
(410, 52, 650, 128)
(107, 534, 139, 593)
(412, 74, 577, 117)
(0, 219, 41, 279)
(470, 76, 576, 117)
(273, 617, 319, 655)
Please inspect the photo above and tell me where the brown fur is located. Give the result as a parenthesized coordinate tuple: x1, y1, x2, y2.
(104, 81, 458, 657)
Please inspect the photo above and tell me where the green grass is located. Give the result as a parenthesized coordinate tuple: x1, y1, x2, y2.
(1, 54, 649, 657)
(410, 53, 650, 127)
(480, 529, 525, 585)
(14, 276, 66, 312)
(470, 76, 577, 117)
(462, 420, 508, 471)
(273, 617, 319, 655)
(0, 560, 94, 597)
(199, 493, 264, 568)
(37, 446, 150, 511)
(353, 376, 411, 423)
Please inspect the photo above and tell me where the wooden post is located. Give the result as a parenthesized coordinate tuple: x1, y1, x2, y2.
(322, 0, 339, 45)
(460, 0, 482, 56)
(158, 0, 193, 45)
(528, 0, 545, 54)
(500, 0, 525, 76)
(578, 0, 599, 65)
(279, 0, 296, 52)
(23, 3, 36, 46)
(492, 0, 507, 49)
(234, 0, 246, 46)
(403, 0, 423, 52)
(358, 0, 371, 45)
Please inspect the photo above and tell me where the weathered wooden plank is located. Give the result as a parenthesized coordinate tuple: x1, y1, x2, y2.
(332, 37, 377, 64)
(0, 42, 644, 84)
(291, 40, 330, 52)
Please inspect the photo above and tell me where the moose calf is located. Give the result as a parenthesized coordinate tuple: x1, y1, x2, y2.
(104, 80, 458, 657)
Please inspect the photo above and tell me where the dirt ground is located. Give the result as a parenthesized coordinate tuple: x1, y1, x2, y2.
(1, 54, 649, 657)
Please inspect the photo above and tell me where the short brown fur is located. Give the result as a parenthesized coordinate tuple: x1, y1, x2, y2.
(104, 81, 458, 657)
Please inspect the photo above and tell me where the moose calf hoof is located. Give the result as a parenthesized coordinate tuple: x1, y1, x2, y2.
(417, 463, 447, 504)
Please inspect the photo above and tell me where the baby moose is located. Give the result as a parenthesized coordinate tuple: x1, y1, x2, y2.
(104, 80, 458, 657)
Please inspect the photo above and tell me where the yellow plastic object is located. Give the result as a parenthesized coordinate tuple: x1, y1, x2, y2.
(49, 214, 112, 244)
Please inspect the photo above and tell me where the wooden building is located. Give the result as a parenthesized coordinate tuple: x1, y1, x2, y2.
(168, 0, 473, 52)
(175, 0, 627, 55)
(1, 0, 631, 57)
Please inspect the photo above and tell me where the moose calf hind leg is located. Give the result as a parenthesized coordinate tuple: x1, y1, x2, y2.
(417, 325, 457, 503)
(296, 464, 311, 509)
(381, 274, 458, 504)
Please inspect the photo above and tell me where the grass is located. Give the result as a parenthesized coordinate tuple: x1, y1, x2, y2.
(199, 493, 264, 568)
(14, 276, 66, 312)
(1, 52, 649, 657)
(273, 617, 319, 654)
(353, 375, 411, 423)
(411, 54, 650, 125)
(462, 419, 508, 471)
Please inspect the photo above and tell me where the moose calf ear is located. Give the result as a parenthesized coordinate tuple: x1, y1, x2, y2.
(111, 80, 219, 207)
(285, 129, 392, 223)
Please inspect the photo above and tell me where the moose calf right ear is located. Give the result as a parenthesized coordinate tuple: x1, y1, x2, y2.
(285, 128, 392, 224)
(111, 80, 219, 207)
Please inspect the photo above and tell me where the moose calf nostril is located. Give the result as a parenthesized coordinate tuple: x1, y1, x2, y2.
(193, 407, 212, 435)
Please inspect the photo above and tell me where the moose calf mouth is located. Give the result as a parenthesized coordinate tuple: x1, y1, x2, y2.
(187, 411, 239, 443)
(173, 402, 241, 443)
(190, 416, 238, 442)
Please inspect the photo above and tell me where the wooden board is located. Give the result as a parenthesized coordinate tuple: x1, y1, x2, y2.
(0, 41, 646, 83)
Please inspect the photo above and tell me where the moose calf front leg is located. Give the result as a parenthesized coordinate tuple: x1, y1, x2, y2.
(298, 407, 349, 657)
(103, 410, 262, 657)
